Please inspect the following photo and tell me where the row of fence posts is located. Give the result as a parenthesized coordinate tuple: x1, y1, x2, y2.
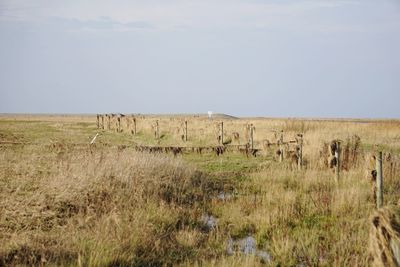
(97, 114, 141, 136)
(97, 115, 304, 166)
(97, 115, 188, 142)
(154, 120, 189, 141)
(216, 123, 303, 169)
(332, 139, 383, 209)
(154, 120, 188, 142)
(217, 122, 255, 149)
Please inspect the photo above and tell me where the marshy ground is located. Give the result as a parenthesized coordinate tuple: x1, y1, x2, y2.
(1, 115, 400, 266)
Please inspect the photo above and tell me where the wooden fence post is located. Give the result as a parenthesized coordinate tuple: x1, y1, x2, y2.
(297, 134, 303, 170)
(279, 145, 284, 162)
(376, 151, 383, 208)
(101, 115, 104, 130)
(250, 124, 254, 150)
(96, 114, 100, 129)
(107, 115, 111, 130)
(184, 120, 188, 142)
(155, 120, 159, 139)
(133, 117, 137, 135)
(335, 141, 341, 183)
(279, 131, 284, 162)
(117, 117, 121, 133)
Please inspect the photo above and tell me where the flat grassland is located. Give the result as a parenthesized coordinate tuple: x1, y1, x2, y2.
(1, 114, 400, 266)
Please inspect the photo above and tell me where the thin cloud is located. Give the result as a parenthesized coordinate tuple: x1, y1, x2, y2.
(48, 16, 155, 32)
(0, 0, 395, 34)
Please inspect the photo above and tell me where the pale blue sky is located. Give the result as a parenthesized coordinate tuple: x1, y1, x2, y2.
(0, 0, 399, 117)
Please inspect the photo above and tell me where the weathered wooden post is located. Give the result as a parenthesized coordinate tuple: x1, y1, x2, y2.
(155, 120, 159, 139)
(220, 121, 224, 145)
(96, 114, 100, 129)
(101, 115, 104, 130)
(335, 141, 341, 183)
(107, 115, 111, 130)
(114, 114, 118, 132)
(279, 131, 284, 162)
(250, 124, 254, 150)
(297, 134, 303, 170)
(184, 120, 188, 142)
(133, 117, 137, 135)
(279, 144, 284, 162)
(117, 117, 121, 133)
(376, 151, 383, 208)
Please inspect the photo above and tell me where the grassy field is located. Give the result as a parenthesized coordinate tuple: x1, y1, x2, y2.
(1, 115, 400, 266)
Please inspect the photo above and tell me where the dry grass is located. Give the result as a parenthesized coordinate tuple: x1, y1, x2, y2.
(211, 167, 374, 266)
(1, 115, 400, 266)
(0, 145, 228, 266)
(369, 206, 400, 267)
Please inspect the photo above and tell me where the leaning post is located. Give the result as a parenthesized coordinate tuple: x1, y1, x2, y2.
(376, 151, 383, 209)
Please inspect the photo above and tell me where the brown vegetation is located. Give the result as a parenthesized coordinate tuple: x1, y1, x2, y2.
(0, 146, 228, 266)
(369, 206, 400, 267)
(1, 115, 400, 266)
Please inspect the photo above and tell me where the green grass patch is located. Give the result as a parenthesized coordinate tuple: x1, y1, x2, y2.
(182, 153, 265, 175)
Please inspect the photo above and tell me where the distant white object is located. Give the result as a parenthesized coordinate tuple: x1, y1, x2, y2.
(208, 111, 213, 118)
(90, 133, 99, 144)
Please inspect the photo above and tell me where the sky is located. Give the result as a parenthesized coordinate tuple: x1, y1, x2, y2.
(0, 0, 399, 118)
